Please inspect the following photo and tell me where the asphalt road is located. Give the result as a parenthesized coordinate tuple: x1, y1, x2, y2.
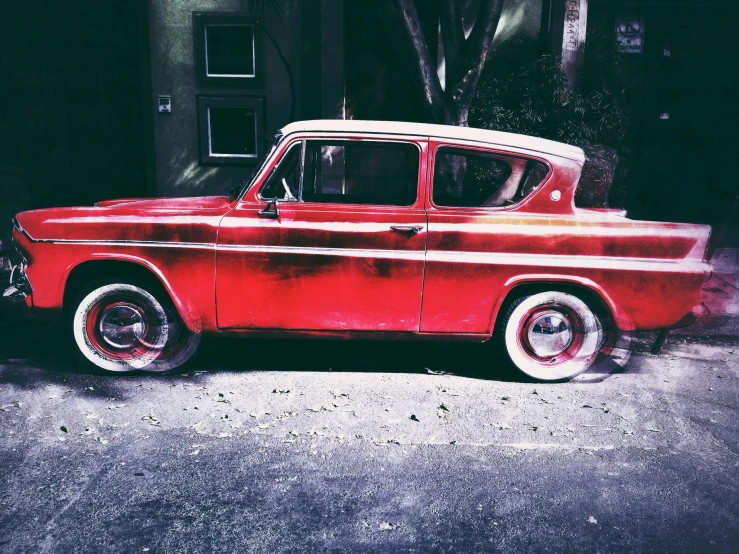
(1, 323, 738, 553)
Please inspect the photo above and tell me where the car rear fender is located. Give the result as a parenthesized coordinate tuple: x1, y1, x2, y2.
(489, 274, 633, 334)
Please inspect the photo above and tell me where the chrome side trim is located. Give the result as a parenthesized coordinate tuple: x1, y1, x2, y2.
(17, 233, 708, 272)
(46, 239, 216, 249)
(217, 243, 426, 261)
(427, 250, 709, 273)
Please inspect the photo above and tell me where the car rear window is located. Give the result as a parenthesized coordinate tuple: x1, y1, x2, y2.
(433, 147, 549, 208)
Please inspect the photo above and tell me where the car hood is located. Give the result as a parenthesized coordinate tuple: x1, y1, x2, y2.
(14, 196, 233, 244)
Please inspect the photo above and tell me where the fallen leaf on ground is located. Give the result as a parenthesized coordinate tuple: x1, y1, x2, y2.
(437, 404, 450, 418)
(141, 415, 161, 427)
(588, 516, 598, 524)
(410, 414, 419, 422)
(60, 425, 69, 433)
(379, 522, 399, 530)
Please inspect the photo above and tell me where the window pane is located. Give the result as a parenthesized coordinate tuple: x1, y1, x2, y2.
(433, 148, 548, 207)
(260, 143, 301, 200)
(208, 107, 256, 157)
(302, 142, 418, 206)
(206, 25, 255, 76)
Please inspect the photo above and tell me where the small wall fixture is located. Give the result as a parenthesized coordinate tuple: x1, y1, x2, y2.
(158, 95, 172, 114)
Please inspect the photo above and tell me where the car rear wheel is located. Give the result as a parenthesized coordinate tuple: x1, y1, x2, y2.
(71, 280, 200, 372)
(500, 291, 604, 381)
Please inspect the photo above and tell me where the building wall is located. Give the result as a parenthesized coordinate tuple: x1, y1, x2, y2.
(147, 0, 303, 197)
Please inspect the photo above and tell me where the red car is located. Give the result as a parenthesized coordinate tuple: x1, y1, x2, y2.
(4, 120, 712, 380)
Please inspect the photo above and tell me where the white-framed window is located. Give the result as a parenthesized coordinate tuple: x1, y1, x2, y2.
(197, 96, 265, 165)
(204, 23, 256, 78)
(193, 13, 262, 86)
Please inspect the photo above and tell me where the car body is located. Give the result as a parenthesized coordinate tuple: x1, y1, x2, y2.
(4, 120, 712, 379)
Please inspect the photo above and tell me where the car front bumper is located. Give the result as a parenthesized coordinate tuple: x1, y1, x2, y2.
(3, 257, 32, 304)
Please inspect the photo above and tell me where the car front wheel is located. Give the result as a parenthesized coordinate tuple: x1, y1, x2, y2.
(71, 281, 200, 372)
(500, 291, 604, 381)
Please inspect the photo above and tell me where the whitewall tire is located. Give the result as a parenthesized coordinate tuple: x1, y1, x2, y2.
(72, 282, 200, 372)
(501, 291, 604, 381)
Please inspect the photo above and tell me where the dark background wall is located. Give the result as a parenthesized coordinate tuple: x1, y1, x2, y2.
(0, 0, 150, 210)
(588, 0, 739, 227)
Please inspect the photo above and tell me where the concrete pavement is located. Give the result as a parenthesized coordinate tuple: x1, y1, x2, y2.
(1, 330, 738, 553)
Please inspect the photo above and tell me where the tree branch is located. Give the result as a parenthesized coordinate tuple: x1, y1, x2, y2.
(373, 0, 446, 122)
(439, 0, 465, 81)
(448, 0, 504, 110)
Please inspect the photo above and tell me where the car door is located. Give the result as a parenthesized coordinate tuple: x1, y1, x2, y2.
(420, 140, 553, 334)
(216, 134, 428, 331)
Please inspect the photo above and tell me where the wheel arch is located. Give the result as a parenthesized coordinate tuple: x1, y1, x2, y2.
(489, 274, 632, 335)
(62, 255, 198, 332)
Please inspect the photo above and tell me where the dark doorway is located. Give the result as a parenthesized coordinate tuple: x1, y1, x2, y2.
(636, 7, 739, 226)
(590, 3, 739, 228)
(0, 0, 149, 210)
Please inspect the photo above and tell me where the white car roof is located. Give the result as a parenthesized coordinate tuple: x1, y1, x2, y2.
(280, 119, 585, 162)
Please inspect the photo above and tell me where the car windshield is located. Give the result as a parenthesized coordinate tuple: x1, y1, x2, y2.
(233, 132, 284, 200)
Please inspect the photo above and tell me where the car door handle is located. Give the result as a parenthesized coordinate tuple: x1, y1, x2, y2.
(390, 225, 423, 236)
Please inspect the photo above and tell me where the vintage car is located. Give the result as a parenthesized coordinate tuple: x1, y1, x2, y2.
(4, 120, 712, 380)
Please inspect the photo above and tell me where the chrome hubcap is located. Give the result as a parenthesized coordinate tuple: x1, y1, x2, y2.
(99, 305, 146, 349)
(527, 311, 573, 358)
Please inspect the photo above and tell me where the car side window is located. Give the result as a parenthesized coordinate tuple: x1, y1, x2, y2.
(301, 141, 419, 206)
(259, 142, 301, 201)
(433, 147, 548, 208)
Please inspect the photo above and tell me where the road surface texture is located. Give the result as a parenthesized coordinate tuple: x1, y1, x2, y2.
(0, 320, 738, 553)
